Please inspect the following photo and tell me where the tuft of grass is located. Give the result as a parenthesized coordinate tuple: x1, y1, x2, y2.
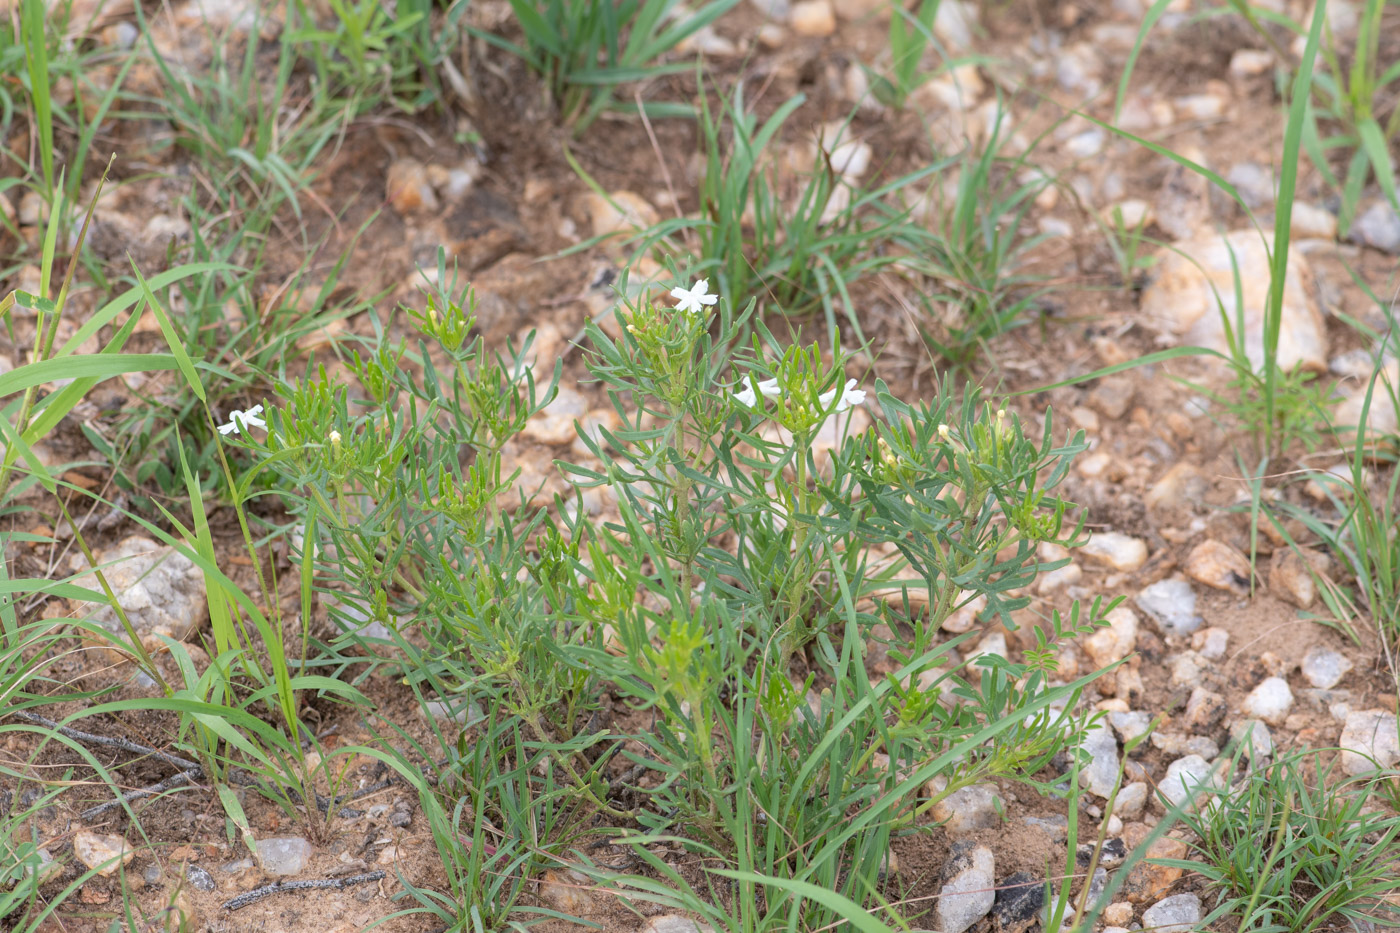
(475, 0, 740, 133)
(1170, 750, 1400, 932)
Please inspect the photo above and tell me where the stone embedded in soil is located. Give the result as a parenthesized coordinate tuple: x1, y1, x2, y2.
(1334, 357, 1399, 440)
(1226, 162, 1273, 209)
(1120, 833, 1188, 905)
(184, 863, 216, 892)
(1350, 201, 1400, 254)
(1169, 653, 1202, 689)
(73, 831, 135, 877)
(385, 158, 438, 215)
(942, 592, 987, 634)
(966, 630, 1008, 674)
(1114, 781, 1148, 819)
(1159, 755, 1213, 810)
(1185, 539, 1253, 594)
(1150, 732, 1219, 760)
(1229, 719, 1274, 761)
(1102, 902, 1134, 927)
(644, 916, 715, 933)
(936, 843, 996, 933)
(992, 871, 1044, 933)
(1108, 710, 1151, 745)
(1077, 721, 1120, 799)
(789, 0, 836, 36)
(1144, 463, 1208, 516)
(1190, 626, 1228, 660)
(1183, 687, 1227, 733)
(931, 783, 1003, 835)
(580, 190, 659, 239)
(254, 837, 312, 876)
(1135, 578, 1202, 637)
(540, 868, 594, 914)
(1139, 229, 1328, 373)
(1142, 893, 1203, 933)
(1301, 646, 1354, 689)
(1037, 561, 1082, 593)
(1080, 532, 1148, 573)
(1241, 676, 1294, 725)
(422, 698, 485, 727)
(1339, 709, 1400, 775)
(1269, 549, 1318, 609)
(1291, 202, 1338, 240)
(69, 536, 208, 641)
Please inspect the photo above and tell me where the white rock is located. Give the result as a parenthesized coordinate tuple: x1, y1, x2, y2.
(1228, 49, 1273, 76)
(1350, 201, 1400, 254)
(1114, 781, 1148, 818)
(1241, 676, 1294, 725)
(1190, 627, 1229, 660)
(70, 537, 208, 640)
(1291, 202, 1337, 240)
(1078, 721, 1120, 799)
(936, 844, 995, 933)
(931, 783, 1003, 835)
(73, 832, 135, 877)
(1229, 719, 1274, 761)
(255, 836, 312, 876)
(933, 0, 978, 48)
(1081, 532, 1148, 572)
(1159, 755, 1212, 809)
(1339, 710, 1400, 775)
(1142, 893, 1202, 933)
(789, 0, 836, 35)
(1082, 606, 1140, 668)
(1140, 229, 1327, 373)
(1135, 578, 1202, 637)
(1301, 647, 1354, 689)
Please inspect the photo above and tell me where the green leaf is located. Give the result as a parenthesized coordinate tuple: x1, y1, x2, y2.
(131, 260, 207, 402)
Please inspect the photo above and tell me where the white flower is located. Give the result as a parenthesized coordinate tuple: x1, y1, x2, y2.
(329, 430, 342, 444)
(734, 377, 781, 408)
(819, 378, 866, 413)
(938, 424, 951, 441)
(670, 278, 719, 315)
(217, 404, 266, 436)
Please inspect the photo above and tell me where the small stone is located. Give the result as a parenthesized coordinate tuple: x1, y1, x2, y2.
(1291, 202, 1337, 240)
(931, 783, 1003, 835)
(386, 159, 438, 215)
(1270, 549, 1317, 608)
(1088, 375, 1136, 419)
(581, 190, 659, 239)
(1242, 676, 1294, 725)
(1190, 627, 1229, 660)
(992, 871, 1044, 933)
(1078, 721, 1120, 798)
(1142, 893, 1202, 933)
(69, 537, 208, 641)
(1038, 562, 1082, 593)
(1169, 653, 1202, 688)
(1114, 782, 1148, 818)
(185, 864, 216, 892)
(1140, 229, 1327, 372)
(1174, 92, 1228, 120)
(943, 592, 987, 634)
(1150, 732, 1219, 759)
(1109, 710, 1152, 744)
(422, 699, 485, 726)
(1102, 902, 1134, 926)
(1301, 646, 1353, 689)
(937, 843, 996, 933)
(933, 0, 977, 48)
(814, 122, 872, 180)
(790, 0, 836, 35)
(757, 22, 787, 45)
(1229, 719, 1274, 761)
(643, 916, 714, 933)
(1081, 533, 1148, 573)
(1339, 709, 1400, 775)
(1350, 201, 1400, 254)
(1065, 128, 1105, 158)
(1185, 539, 1253, 594)
(255, 837, 312, 876)
(539, 868, 594, 914)
(967, 631, 1008, 673)
(1229, 48, 1273, 76)
(1121, 834, 1187, 904)
(1183, 687, 1227, 733)
(73, 832, 135, 878)
(1145, 463, 1208, 515)
(1226, 162, 1273, 208)
(1159, 755, 1212, 809)
(1103, 199, 1153, 230)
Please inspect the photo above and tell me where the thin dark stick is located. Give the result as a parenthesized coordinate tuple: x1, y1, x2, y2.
(221, 871, 385, 911)
(79, 769, 201, 821)
(10, 710, 202, 772)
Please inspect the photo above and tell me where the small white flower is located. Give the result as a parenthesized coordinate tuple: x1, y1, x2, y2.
(329, 430, 342, 443)
(938, 423, 951, 441)
(217, 404, 266, 436)
(819, 378, 866, 413)
(734, 377, 781, 408)
(670, 278, 719, 315)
